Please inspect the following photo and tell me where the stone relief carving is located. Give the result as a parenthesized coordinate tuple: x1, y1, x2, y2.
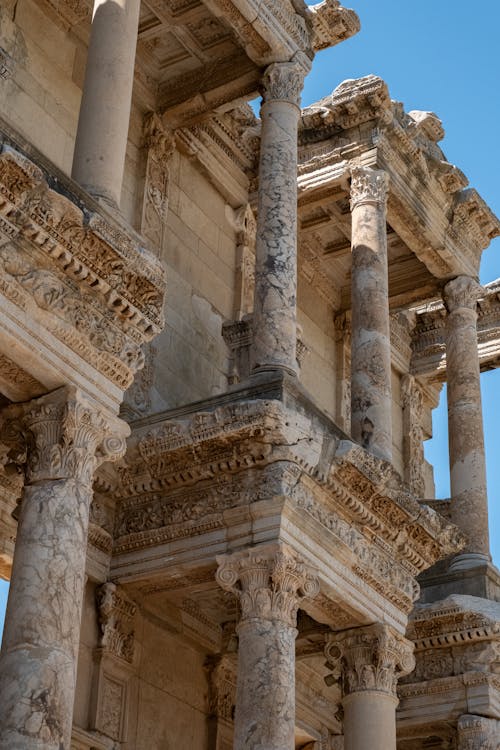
(141, 113, 175, 253)
(308, 0, 360, 52)
(457, 714, 500, 750)
(96, 582, 137, 664)
(401, 374, 426, 497)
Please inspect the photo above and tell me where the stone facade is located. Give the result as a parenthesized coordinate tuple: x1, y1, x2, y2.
(0, 1, 498, 749)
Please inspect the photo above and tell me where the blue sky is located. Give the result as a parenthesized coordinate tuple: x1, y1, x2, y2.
(303, 0, 500, 564)
(0, 1, 499, 634)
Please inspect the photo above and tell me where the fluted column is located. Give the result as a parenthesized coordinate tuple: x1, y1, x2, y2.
(216, 544, 319, 750)
(0, 386, 128, 750)
(72, 0, 141, 207)
(443, 276, 490, 571)
(252, 56, 309, 375)
(325, 624, 415, 750)
(349, 167, 392, 461)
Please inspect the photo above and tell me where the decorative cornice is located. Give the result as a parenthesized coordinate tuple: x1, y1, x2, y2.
(308, 0, 360, 52)
(0, 144, 166, 390)
(325, 623, 415, 698)
(350, 166, 389, 210)
(216, 543, 319, 628)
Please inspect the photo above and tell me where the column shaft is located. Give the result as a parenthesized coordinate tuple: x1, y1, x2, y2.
(349, 167, 392, 461)
(71, 0, 141, 206)
(216, 544, 318, 750)
(444, 276, 490, 567)
(343, 692, 397, 750)
(325, 623, 414, 750)
(0, 387, 127, 750)
(252, 59, 308, 375)
(235, 618, 296, 750)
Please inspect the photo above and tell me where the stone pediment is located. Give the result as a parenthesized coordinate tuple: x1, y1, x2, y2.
(110, 372, 464, 633)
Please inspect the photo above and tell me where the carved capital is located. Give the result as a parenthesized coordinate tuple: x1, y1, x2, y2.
(2, 386, 129, 487)
(96, 582, 137, 664)
(261, 60, 308, 108)
(457, 714, 500, 750)
(216, 544, 319, 628)
(325, 623, 415, 698)
(443, 276, 482, 314)
(350, 166, 389, 210)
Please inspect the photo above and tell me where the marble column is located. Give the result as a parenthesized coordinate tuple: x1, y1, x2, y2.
(71, 0, 141, 207)
(0, 386, 128, 750)
(325, 624, 415, 750)
(443, 276, 490, 570)
(349, 166, 392, 461)
(252, 55, 310, 376)
(216, 543, 319, 750)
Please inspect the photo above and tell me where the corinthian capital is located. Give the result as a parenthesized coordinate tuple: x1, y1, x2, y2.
(261, 59, 308, 108)
(443, 275, 482, 314)
(350, 166, 389, 210)
(216, 543, 319, 628)
(7, 386, 129, 487)
(324, 623, 415, 698)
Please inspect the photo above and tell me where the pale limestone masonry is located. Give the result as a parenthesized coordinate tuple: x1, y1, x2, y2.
(0, 2, 499, 750)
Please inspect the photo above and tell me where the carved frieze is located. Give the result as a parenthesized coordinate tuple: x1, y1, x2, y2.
(308, 0, 360, 52)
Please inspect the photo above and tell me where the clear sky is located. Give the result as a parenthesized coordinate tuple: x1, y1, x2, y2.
(0, 0, 499, 635)
(303, 0, 500, 565)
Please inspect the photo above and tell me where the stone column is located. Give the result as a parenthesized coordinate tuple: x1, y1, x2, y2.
(0, 386, 128, 750)
(71, 0, 141, 207)
(252, 55, 310, 376)
(325, 624, 415, 750)
(216, 544, 319, 750)
(443, 276, 490, 570)
(349, 166, 392, 461)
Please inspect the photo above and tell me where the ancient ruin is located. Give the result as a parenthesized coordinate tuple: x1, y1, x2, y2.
(0, 0, 498, 748)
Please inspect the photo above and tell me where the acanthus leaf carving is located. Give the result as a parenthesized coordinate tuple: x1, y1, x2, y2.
(216, 543, 319, 628)
(96, 582, 136, 664)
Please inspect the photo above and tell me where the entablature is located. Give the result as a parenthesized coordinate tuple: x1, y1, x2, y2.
(411, 279, 500, 380)
(108, 372, 463, 635)
(0, 121, 166, 412)
(297, 76, 500, 312)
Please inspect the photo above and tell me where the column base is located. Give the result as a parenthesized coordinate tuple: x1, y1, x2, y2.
(418, 558, 500, 603)
(251, 364, 298, 378)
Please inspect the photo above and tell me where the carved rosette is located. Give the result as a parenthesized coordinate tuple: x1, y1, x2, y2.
(443, 276, 482, 314)
(96, 582, 137, 664)
(3, 386, 129, 487)
(261, 59, 308, 108)
(216, 544, 319, 629)
(325, 624, 415, 698)
(350, 166, 389, 210)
